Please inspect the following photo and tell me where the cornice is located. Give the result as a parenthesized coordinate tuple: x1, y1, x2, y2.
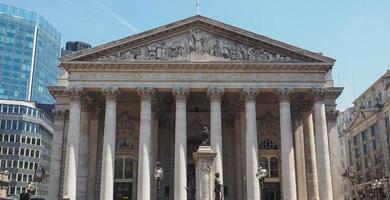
(61, 61, 331, 73)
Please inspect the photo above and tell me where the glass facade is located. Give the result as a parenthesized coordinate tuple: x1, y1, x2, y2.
(0, 101, 53, 198)
(0, 4, 61, 104)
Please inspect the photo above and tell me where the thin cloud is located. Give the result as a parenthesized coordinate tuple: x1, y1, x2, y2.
(93, 0, 140, 34)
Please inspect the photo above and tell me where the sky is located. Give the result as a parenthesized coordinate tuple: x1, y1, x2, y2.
(2, 0, 390, 110)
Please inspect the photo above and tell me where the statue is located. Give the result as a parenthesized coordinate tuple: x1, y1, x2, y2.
(201, 126, 209, 145)
(191, 29, 204, 52)
(214, 173, 223, 200)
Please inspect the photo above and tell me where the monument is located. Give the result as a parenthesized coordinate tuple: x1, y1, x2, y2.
(48, 15, 343, 200)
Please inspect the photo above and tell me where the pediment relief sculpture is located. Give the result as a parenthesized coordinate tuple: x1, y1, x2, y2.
(96, 29, 296, 62)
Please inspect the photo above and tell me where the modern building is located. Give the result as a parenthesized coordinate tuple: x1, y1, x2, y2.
(0, 4, 61, 104)
(61, 41, 91, 57)
(338, 71, 390, 199)
(48, 15, 343, 200)
(0, 99, 53, 199)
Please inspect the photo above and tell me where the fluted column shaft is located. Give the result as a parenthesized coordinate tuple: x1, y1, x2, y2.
(303, 113, 319, 200)
(172, 88, 189, 200)
(137, 88, 155, 200)
(243, 88, 260, 200)
(100, 88, 119, 200)
(208, 87, 224, 183)
(63, 88, 83, 200)
(313, 93, 333, 199)
(276, 89, 297, 200)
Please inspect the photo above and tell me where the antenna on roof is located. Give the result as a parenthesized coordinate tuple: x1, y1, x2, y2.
(196, 0, 200, 15)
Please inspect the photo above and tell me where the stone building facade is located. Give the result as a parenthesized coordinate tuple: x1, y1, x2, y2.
(48, 15, 343, 200)
(338, 71, 390, 199)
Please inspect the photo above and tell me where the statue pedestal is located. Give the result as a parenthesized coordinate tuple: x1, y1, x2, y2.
(193, 145, 217, 200)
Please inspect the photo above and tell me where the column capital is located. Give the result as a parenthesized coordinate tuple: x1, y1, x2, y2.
(242, 87, 258, 101)
(207, 87, 225, 101)
(53, 109, 68, 120)
(137, 87, 156, 101)
(81, 96, 94, 112)
(102, 87, 120, 101)
(172, 87, 189, 101)
(311, 88, 326, 101)
(274, 88, 294, 102)
(66, 87, 84, 101)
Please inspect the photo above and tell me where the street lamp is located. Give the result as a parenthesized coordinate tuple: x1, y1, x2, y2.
(256, 162, 268, 190)
(342, 166, 356, 182)
(154, 162, 164, 200)
(372, 179, 383, 200)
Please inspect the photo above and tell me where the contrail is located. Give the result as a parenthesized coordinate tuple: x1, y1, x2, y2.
(94, 0, 140, 34)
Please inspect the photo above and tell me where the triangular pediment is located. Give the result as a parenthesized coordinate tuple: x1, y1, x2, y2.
(348, 109, 379, 130)
(61, 15, 334, 64)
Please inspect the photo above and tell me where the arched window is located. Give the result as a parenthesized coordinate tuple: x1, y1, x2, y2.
(260, 139, 278, 150)
(270, 157, 279, 178)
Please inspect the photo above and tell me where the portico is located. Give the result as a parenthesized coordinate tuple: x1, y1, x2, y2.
(48, 15, 342, 200)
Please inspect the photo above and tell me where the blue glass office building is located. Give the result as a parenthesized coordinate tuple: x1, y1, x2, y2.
(0, 4, 61, 104)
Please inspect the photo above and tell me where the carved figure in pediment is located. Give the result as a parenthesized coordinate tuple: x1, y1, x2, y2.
(191, 29, 205, 52)
(147, 43, 160, 60)
(248, 47, 256, 60)
(120, 50, 135, 60)
(97, 54, 117, 61)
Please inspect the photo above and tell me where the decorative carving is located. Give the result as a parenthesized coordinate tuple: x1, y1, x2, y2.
(242, 87, 258, 101)
(326, 109, 339, 122)
(90, 106, 100, 120)
(274, 88, 294, 101)
(96, 29, 295, 62)
(53, 109, 68, 120)
(102, 87, 120, 101)
(291, 101, 313, 120)
(172, 87, 189, 101)
(116, 112, 138, 154)
(201, 160, 212, 172)
(136, 87, 156, 100)
(81, 96, 94, 112)
(258, 111, 280, 131)
(311, 87, 326, 101)
(207, 87, 225, 101)
(65, 87, 84, 101)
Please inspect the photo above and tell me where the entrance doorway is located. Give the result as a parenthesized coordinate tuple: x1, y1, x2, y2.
(114, 182, 133, 200)
(262, 182, 281, 200)
(114, 156, 136, 200)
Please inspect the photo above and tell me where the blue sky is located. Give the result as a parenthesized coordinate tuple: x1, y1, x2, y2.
(2, 0, 390, 110)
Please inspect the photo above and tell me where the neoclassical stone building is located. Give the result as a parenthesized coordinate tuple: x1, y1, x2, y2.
(48, 15, 343, 200)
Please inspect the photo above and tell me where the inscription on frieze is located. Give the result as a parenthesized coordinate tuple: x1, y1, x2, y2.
(96, 29, 297, 62)
(74, 72, 323, 82)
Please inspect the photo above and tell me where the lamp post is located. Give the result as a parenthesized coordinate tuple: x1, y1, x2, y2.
(154, 162, 164, 200)
(372, 179, 383, 200)
(0, 169, 10, 198)
(256, 162, 268, 197)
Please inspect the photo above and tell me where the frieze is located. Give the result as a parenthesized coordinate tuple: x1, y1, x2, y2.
(96, 29, 297, 62)
(74, 72, 324, 83)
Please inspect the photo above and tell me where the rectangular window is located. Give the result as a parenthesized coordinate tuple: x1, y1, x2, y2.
(4, 134, 9, 142)
(37, 139, 41, 146)
(362, 130, 368, 141)
(18, 161, 22, 168)
(21, 136, 25, 143)
(124, 158, 134, 179)
(354, 135, 360, 145)
(16, 135, 20, 143)
(17, 174, 22, 181)
(363, 143, 369, 155)
(12, 160, 17, 168)
(32, 138, 35, 145)
(26, 137, 30, 144)
(26, 149, 30, 157)
(14, 148, 19, 155)
(10, 135, 14, 142)
(24, 162, 28, 169)
(35, 151, 39, 158)
(355, 148, 361, 157)
(114, 158, 123, 179)
(371, 123, 379, 138)
(20, 148, 24, 156)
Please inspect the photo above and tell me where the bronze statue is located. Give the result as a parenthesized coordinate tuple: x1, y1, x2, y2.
(215, 173, 223, 200)
(201, 126, 209, 145)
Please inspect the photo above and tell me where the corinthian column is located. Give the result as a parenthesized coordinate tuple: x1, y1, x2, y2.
(312, 88, 333, 199)
(303, 112, 319, 200)
(63, 87, 83, 200)
(207, 87, 225, 183)
(172, 87, 189, 200)
(242, 88, 260, 200)
(100, 87, 119, 200)
(136, 87, 155, 200)
(275, 88, 297, 200)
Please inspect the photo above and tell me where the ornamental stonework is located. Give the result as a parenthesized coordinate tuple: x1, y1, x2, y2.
(96, 29, 296, 62)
